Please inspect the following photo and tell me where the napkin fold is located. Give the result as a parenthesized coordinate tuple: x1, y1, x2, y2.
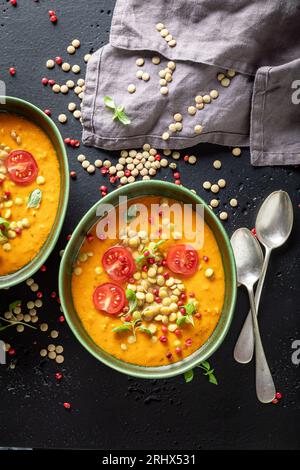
(82, 0, 300, 166)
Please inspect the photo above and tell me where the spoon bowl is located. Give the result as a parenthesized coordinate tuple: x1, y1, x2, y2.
(231, 228, 264, 287)
(256, 190, 293, 249)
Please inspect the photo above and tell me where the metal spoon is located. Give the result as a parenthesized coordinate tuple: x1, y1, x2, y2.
(234, 191, 293, 364)
(231, 228, 276, 403)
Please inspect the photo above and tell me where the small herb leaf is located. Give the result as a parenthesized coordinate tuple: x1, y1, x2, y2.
(184, 369, 194, 383)
(185, 302, 196, 316)
(27, 189, 42, 208)
(137, 325, 153, 336)
(0, 217, 9, 229)
(125, 289, 137, 315)
(9, 300, 21, 312)
(103, 96, 116, 110)
(112, 323, 132, 334)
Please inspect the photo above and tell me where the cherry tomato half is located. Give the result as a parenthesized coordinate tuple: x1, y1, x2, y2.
(5, 150, 38, 185)
(102, 246, 135, 281)
(93, 283, 126, 315)
(166, 244, 199, 277)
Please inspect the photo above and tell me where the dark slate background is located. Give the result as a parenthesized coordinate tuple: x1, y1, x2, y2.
(0, 0, 299, 450)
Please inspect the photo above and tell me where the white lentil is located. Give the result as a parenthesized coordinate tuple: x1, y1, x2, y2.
(221, 77, 230, 87)
(218, 178, 226, 188)
(136, 58, 144, 66)
(169, 123, 177, 133)
(210, 199, 219, 208)
(73, 110, 82, 119)
(46, 59, 55, 69)
(30, 283, 39, 292)
(217, 73, 225, 81)
(156, 23, 165, 31)
(82, 160, 90, 169)
(188, 155, 197, 164)
(128, 83, 136, 93)
(60, 84, 69, 94)
(210, 89, 219, 99)
(162, 132, 170, 140)
(205, 268, 214, 278)
(203, 181, 211, 190)
(232, 147, 241, 157)
(175, 122, 182, 131)
(168, 39, 177, 47)
(227, 69, 236, 77)
(195, 95, 203, 104)
(194, 125, 203, 134)
(220, 211, 228, 220)
(50, 330, 59, 339)
(136, 70, 143, 79)
(188, 106, 197, 116)
(87, 164, 95, 174)
(56, 355, 64, 364)
(40, 323, 48, 332)
(67, 45, 76, 54)
(77, 78, 85, 87)
(84, 54, 92, 62)
(68, 102, 77, 111)
(213, 160, 222, 169)
(230, 198, 238, 207)
(152, 56, 161, 65)
(58, 114, 67, 123)
(16, 324, 24, 333)
(196, 103, 204, 110)
(62, 62, 71, 72)
(211, 184, 220, 194)
(72, 64, 81, 74)
(160, 158, 168, 167)
(72, 39, 81, 48)
(40, 349, 47, 357)
(74, 86, 82, 94)
(52, 84, 61, 93)
(203, 94, 211, 104)
(77, 154, 86, 163)
(142, 72, 150, 81)
(160, 86, 168, 95)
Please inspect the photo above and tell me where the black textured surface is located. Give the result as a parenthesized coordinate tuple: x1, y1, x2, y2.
(0, 0, 299, 450)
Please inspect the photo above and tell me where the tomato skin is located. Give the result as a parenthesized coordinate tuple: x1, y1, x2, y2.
(166, 244, 199, 277)
(93, 282, 126, 315)
(5, 150, 38, 185)
(102, 246, 135, 281)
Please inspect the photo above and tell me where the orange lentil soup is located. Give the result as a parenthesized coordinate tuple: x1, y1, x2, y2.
(72, 197, 225, 366)
(0, 113, 60, 275)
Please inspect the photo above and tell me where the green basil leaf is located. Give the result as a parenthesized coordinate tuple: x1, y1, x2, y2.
(200, 360, 210, 371)
(126, 289, 136, 301)
(112, 324, 132, 333)
(176, 316, 188, 326)
(103, 96, 116, 110)
(184, 369, 194, 383)
(9, 300, 21, 312)
(208, 371, 218, 385)
(185, 302, 196, 316)
(27, 189, 42, 208)
(138, 325, 153, 336)
(116, 111, 131, 125)
(0, 217, 9, 229)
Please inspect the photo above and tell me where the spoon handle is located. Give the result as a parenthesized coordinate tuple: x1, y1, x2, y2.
(247, 287, 276, 403)
(234, 247, 272, 364)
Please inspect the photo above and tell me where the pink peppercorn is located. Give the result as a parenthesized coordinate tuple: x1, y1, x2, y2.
(166, 352, 173, 360)
(50, 15, 57, 23)
(87, 234, 94, 243)
(37, 291, 43, 299)
(175, 347, 182, 355)
(180, 293, 187, 301)
(272, 398, 278, 404)
(48, 79, 56, 86)
(8, 348, 16, 356)
(153, 289, 159, 296)
(40, 265, 47, 272)
(70, 171, 77, 180)
(101, 167, 108, 175)
(48, 10, 56, 16)
(251, 227, 257, 237)
(159, 335, 167, 343)
(10, 0, 17, 6)
(161, 259, 167, 267)
(179, 307, 186, 314)
(177, 301, 184, 307)
(148, 257, 155, 265)
(125, 170, 131, 177)
(184, 155, 189, 161)
(15, 227, 22, 235)
(51, 291, 57, 298)
(189, 291, 195, 298)
(155, 297, 162, 303)
(55, 56, 63, 65)
(142, 265, 148, 272)
(195, 313, 202, 319)
(55, 372, 63, 380)
(44, 109, 51, 116)
(4, 191, 11, 200)
(100, 185, 107, 192)
(185, 338, 192, 347)
(163, 272, 169, 280)
(203, 255, 209, 262)
(173, 172, 180, 179)
(9, 67, 16, 76)
(174, 329, 181, 337)
(161, 325, 168, 333)
(63, 402, 71, 409)
(59, 315, 65, 323)
(174, 180, 181, 185)
(41, 77, 48, 85)
(275, 392, 282, 399)
(144, 250, 150, 257)
(64, 138, 71, 145)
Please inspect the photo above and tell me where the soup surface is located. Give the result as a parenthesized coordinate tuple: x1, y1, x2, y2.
(71, 196, 225, 366)
(0, 113, 60, 275)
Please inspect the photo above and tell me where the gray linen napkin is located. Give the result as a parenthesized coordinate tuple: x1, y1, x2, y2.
(82, 0, 300, 166)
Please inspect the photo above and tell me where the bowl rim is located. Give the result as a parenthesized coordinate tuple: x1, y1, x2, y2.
(59, 180, 237, 378)
(0, 95, 69, 288)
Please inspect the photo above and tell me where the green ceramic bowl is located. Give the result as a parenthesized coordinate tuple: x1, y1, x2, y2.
(0, 96, 69, 289)
(59, 181, 236, 379)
